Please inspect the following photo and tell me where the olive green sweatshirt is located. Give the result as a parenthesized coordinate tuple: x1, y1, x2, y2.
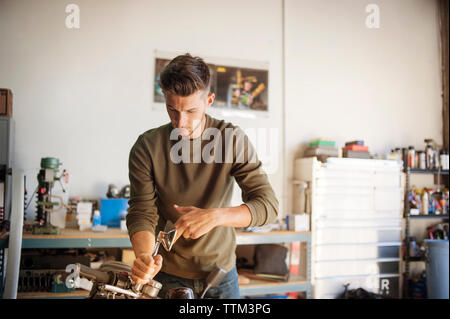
(126, 114, 279, 279)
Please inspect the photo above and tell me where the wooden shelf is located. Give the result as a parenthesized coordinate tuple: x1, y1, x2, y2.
(239, 275, 307, 296)
(22, 227, 129, 239)
(23, 228, 131, 249)
(1, 229, 311, 249)
(0, 227, 131, 249)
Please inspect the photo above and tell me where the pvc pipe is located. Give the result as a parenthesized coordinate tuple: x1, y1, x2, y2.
(3, 168, 24, 299)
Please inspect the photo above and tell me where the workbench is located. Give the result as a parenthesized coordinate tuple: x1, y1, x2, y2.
(1, 228, 311, 299)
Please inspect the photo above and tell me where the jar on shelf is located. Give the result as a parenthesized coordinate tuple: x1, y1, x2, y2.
(440, 149, 449, 170)
(418, 151, 426, 170)
(421, 189, 429, 215)
(408, 146, 415, 168)
(433, 150, 440, 170)
(394, 148, 402, 162)
(415, 152, 420, 169)
(425, 139, 434, 170)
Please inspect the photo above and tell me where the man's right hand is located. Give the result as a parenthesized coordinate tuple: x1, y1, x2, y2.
(131, 253, 163, 285)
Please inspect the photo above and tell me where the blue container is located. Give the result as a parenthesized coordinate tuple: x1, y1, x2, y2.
(424, 239, 449, 299)
(100, 198, 129, 228)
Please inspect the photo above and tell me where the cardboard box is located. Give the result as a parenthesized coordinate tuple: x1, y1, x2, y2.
(121, 249, 135, 266)
(0, 89, 13, 117)
(304, 147, 339, 157)
(343, 150, 371, 159)
(343, 144, 369, 152)
(286, 214, 310, 231)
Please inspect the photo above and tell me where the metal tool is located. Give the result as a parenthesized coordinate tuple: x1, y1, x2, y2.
(132, 220, 178, 292)
(199, 267, 227, 299)
(153, 220, 178, 257)
(26, 157, 68, 235)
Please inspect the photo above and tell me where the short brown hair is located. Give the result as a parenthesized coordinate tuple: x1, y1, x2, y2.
(159, 53, 210, 96)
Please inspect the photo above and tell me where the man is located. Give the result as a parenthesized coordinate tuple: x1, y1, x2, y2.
(126, 53, 279, 299)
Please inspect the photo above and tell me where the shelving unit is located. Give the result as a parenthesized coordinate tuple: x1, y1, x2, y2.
(405, 215, 449, 219)
(236, 230, 311, 298)
(1, 228, 311, 299)
(295, 157, 404, 299)
(403, 167, 449, 298)
(0, 117, 14, 297)
(407, 169, 449, 175)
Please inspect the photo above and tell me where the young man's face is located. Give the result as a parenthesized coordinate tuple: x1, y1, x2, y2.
(165, 90, 215, 139)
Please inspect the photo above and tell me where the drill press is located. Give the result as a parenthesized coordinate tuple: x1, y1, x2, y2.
(32, 157, 67, 235)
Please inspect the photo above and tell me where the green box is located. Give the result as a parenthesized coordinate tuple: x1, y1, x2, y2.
(309, 140, 335, 147)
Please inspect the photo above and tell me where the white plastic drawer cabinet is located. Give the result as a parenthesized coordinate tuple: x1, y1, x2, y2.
(294, 157, 403, 299)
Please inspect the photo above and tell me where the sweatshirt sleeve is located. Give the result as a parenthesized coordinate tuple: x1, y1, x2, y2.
(126, 134, 159, 238)
(229, 128, 279, 227)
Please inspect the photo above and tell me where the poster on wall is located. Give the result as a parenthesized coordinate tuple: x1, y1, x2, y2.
(154, 56, 269, 112)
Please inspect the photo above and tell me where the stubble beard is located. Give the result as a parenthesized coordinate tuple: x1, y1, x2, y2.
(184, 112, 206, 139)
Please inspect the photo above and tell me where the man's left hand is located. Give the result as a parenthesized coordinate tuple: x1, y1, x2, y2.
(173, 204, 222, 241)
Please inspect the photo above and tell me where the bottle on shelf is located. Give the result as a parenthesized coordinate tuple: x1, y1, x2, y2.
(438, 195, 446, 216)
(92, 210, 101, 226)
(402, 148, 408, 167)
(431, 191, 440, 215)
(424, 139, 434, 170)
(408, 237, 418, 257)
(427, 188, 436, 215)
(408, 146, 415, 169)
(415, 152, 420, 169)
(387, 149, 397, 160)
(433, 150, 440, 170)
(418, 151, 426, 170)
(394, 148, 402, 162)
(440, 149, 449, 170)
(421, 189, 429, 215)
(408, 187, 422, 216)
(439, 188, 449, 216)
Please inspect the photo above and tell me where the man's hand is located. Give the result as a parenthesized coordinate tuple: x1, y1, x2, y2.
(173, 204, 222, 241)
(131, 253, 163, 285)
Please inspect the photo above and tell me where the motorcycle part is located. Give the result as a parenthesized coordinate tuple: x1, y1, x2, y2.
(169, 287, 194, 299)
(200, 267, 227, 299)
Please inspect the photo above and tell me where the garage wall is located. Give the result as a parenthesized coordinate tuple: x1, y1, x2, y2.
(284, 0, 443, 214)
(0, 0, 443, 220)
(0, 0, 284, 218)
